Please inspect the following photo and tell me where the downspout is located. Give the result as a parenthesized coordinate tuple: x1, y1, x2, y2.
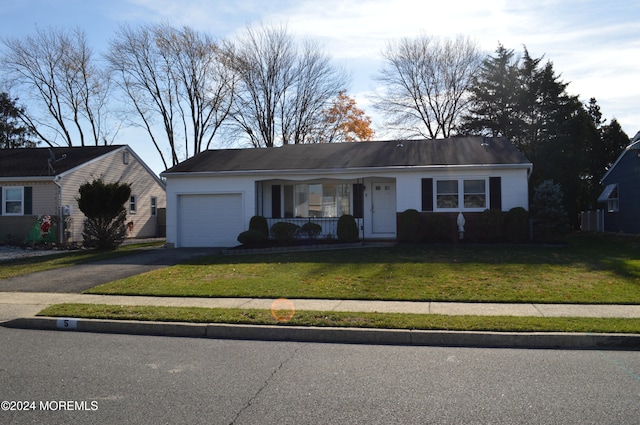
(53, 176, 63, 245)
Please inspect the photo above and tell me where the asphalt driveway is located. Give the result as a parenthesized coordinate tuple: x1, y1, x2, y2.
(0, 247, 222, 293)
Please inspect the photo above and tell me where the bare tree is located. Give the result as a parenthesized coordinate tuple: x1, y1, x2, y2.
(373, 35, 482, 139)
(107, 23, 234, 169)
(1, 27, 113, 146)
(225, 23, 347, 147)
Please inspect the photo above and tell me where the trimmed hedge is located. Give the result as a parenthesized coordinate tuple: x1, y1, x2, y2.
(271, 222, 300, 244)
(249, 216, 269, 239)
(237, 229, 267, 246)
(300, 222, 322, 240)
(337, 215, 359, 243)
(397, 209, 529, 244)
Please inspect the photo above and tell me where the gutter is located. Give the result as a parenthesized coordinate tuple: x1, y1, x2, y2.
(161, 163, 534, 178)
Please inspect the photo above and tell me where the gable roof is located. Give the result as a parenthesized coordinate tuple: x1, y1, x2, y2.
(163, 136, 531, 175)
(600, 130, 640, 184)
(0, 146, 123, 178)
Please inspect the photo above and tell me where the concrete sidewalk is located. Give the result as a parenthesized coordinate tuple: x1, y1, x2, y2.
(2, 291, 640, 319)
(2, 292, 639, 350)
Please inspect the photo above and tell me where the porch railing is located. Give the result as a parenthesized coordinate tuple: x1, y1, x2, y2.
(265, 217, 363, 240)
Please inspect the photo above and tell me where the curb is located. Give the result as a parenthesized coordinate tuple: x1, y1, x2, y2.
(4, 317, 640, 350)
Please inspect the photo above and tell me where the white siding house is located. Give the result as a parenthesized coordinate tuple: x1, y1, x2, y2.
(162, 137, 532, 248)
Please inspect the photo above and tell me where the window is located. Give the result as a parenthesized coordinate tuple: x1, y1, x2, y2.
(3, 187, 23, 215)
(150, 196, 157, 216)
(463, 180, 486, 208)
(293, 183, 351, 218)
(435, 179, 487, 211)
(436, 180, 458, 209)
(598, 184, 619, 212)
(129, 195, 137, 214)
(123, 151, 130, 164)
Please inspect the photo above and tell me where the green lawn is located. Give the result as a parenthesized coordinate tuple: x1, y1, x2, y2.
(85, 233, 640, 304)
(38, 303, 640, 333)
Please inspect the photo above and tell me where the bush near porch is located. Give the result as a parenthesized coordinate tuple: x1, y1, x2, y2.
(397, 208, 530, 244)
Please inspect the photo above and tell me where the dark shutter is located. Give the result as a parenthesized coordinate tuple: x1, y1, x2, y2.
(353, 183, 364, 218)
(0, 186, 3, 215)
(24, 186, 33, 215)
(489, 177, 502, 211)
(271, 185, 281, 218)
(421, 178, 433, 211)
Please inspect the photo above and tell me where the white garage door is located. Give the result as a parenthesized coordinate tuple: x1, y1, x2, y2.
(178, 194, 243, 247)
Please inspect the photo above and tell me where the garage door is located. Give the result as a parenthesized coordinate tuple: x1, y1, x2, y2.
(178, 194, 243, 247)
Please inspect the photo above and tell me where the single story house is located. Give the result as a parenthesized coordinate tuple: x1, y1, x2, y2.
(0, 145, 166, 245)
(597, 130, 640, 234)
(161, 136, 532, 247)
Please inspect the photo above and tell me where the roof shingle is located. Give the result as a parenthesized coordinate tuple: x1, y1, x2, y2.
(163, 137, 530, 174)
(0, 146, 122, 177)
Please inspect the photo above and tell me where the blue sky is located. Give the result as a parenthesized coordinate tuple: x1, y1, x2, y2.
(2, 0, 639, 174)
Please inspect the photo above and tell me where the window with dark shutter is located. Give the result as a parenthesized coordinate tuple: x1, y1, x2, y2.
(421, 178, 433, 211)
(24, 187, 32, 215)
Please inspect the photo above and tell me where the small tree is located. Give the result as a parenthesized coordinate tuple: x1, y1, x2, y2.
(531, 180, 569, 240)
(77, 179, 131, 249)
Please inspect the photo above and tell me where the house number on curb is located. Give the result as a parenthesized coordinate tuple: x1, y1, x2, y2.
(56, 318, 78, 330)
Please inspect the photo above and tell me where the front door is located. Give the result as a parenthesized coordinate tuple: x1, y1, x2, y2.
(371, 182, 396, 234)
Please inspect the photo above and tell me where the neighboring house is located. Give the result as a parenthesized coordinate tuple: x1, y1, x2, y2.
(597, 131, 640, 234)
(0, 145, 166, 245)
(162, 136, 532, 247)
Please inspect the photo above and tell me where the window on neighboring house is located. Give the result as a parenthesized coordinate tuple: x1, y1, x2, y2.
(598, 184, 619, 212)
(2, 187, 23, 215)
(129, 195, 137, 214)
(150, 196, 157, 216)
(291, 183, 351, 218)
(123, 151, 130, 164)
(435, 179, 487, 211)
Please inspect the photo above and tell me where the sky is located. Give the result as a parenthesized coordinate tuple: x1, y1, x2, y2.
(2, 0, 639, 175)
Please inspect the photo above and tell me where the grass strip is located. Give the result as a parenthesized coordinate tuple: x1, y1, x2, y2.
(38, 303, 640, 334)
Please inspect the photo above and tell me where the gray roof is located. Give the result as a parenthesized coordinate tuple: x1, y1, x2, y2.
(0, 146, 123, 178)
(163, 137, 531, 175)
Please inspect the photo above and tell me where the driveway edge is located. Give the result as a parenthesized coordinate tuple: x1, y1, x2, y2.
(4, 317, 640, 350)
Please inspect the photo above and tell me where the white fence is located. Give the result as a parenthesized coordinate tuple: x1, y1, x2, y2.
(580, 210, 604, 232)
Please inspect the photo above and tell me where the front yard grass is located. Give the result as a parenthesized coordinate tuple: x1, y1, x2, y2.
(85, 233, 640, 304)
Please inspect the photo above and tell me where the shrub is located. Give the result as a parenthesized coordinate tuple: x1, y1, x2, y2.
(300, 222, 322, 240)
(237, 229, 267, 246)
(337, 215, 359, 243)
(531, 180, 569, 240)
(422, 213, 451, 242)
(397, 209, 423, 243)
(504, 207, 529, 243)
(477, 209, 505, 241)
(249, 216, 269, 239)
(77, 178, 131, 250)
(270, 222, 299, 244)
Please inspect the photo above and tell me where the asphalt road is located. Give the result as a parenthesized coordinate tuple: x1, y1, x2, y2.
(0, 247, 221, 293)
(1, 327, 639, 425)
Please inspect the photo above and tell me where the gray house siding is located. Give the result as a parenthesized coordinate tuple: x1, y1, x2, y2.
(601, 148, 640, 234)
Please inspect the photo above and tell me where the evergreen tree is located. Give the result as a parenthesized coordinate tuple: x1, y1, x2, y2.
(77, 179, 131, 250)
(0, 92, 36, 149)
(461, 44, 522, 139)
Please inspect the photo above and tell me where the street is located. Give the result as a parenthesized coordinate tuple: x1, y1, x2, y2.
(0, 327, 638, 424)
